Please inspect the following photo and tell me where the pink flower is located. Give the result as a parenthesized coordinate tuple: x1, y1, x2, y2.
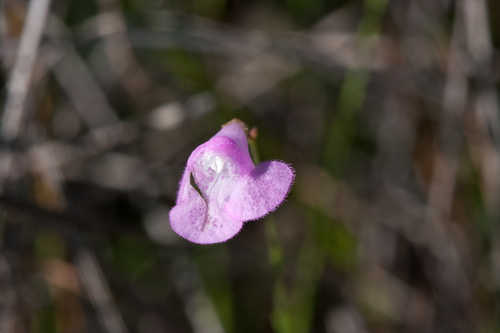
(169, 119, 294, 244)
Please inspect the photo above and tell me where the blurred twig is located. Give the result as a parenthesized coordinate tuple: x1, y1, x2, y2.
(0, 255, 17, 333)
(2, 0, 52, 141)
(417, 2, 472, 327)
(428, 1, 468, 223)
(463, 0, 500, 215)
(47, 16, 119, 129)
(80, 10, 388, 74)
(171, 256, 225, 333)
(76, 249, 128, 333)
(94, 0, 153, 104)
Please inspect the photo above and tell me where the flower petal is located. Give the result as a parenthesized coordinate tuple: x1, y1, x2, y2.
(225, 161, 294, 221)
(169, 119, 295, 244)
(169, 187, 243, 244)
(214, 119, 250, 155)
(169, 168, 243, 244)
(169, 189, 207, 242)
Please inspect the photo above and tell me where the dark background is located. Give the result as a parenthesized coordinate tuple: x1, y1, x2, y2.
(1, 0, 500, 332)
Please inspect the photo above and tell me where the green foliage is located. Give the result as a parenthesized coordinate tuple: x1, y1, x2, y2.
(271, 208, 357, 333)
(165, 50, 212, 92)
(192, 0, 227, 18)
(34, 303, 56, 333)
(107, 235, 157, 282)
(311, 209, 357, 271)
(284, 0, 327, 26)
(35, 232, 65, 261)
(194, 246, 234, 332)
(359, 0, 388, 37)
(271, 238, 322, 333)
(323, 71, 370, 176)
(65, 0, 97, 27)
(142, 49, 212, 93)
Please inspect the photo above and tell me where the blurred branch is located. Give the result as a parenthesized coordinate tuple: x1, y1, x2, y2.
(463, 0, 500, 214)
(0, 193, 139, 240)
(171, 256, 225, 333)
(0, 255, 17, 333)
(421, 3, 473, 322)
(47, 16, 119, 129)
(94, 0, 153, 103)
(428, 2, 467, 223)
(0, 1, 10, 68)
(76, 249, 128, 333)
(463, 0, 493, 65)
(2, 0, 52, 141)
(75, 10, 388, 74)
(297, 162, 471, 313)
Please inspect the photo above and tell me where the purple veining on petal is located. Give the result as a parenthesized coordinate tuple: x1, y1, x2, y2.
(169, 119, 294, 244)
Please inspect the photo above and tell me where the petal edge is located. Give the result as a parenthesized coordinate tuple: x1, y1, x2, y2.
(225, 161, 294, 221)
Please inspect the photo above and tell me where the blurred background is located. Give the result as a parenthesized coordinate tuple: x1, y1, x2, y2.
(1, 0, 500, 332)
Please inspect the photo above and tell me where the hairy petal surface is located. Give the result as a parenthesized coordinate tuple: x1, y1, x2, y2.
(225, 161, 294, 221)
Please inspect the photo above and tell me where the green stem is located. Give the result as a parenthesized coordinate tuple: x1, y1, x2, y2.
(248, 139, 260, 165)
